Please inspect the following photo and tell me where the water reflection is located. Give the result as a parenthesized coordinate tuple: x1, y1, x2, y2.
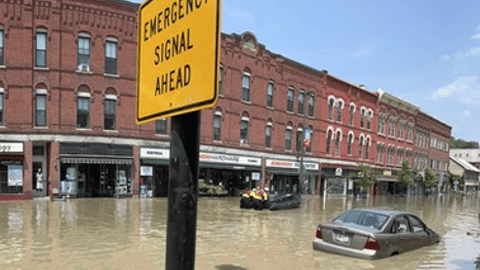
(0, 195, 479, 269)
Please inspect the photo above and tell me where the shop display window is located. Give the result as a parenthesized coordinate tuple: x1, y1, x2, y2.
(0, 161, 23, 194)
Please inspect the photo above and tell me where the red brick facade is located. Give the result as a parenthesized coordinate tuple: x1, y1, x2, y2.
(0, 0, 451, 200)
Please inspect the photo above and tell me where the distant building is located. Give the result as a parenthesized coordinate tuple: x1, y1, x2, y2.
(449, 157, 480, 193)
(450, 149, 480, 169)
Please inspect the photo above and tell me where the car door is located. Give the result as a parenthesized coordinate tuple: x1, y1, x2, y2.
(407, 215, 429, 249)
(392, 215, 417, 252)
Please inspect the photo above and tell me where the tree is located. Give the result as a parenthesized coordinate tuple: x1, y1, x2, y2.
(450, 136, 479, 149)
(423, 167, 438, 189)
(348, 164, 379, 189)
(397, 160, 414, 186)
(448, 171, 463, 191)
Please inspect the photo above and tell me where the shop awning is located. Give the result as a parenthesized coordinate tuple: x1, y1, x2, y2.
(200, 162, 261, 171)
(266, 168, 318, 176)
(60, 157, 133, 165)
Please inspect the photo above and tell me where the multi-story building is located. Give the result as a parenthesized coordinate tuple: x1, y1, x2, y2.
(0, 0, 452, 200)
(450, 149, 480, 169)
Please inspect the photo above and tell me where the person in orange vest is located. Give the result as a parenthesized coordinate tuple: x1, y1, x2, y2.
(253, 188, 265, 210)
(240, 189, 254, 209)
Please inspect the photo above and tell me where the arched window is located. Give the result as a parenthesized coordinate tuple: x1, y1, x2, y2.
(328, 97, 335, 120)
(287, 87, 294, 112)
(265, 120, 272, 148)
(242, 71, 251, 101)
(336, 99, 344, 122)
(213, 110, 222, 141)
(240, 115, 249, 145)
(334, 131, 341, 156)
(360, 107, 366, 128)
(358, 136, 364, 159)
(326, 129, 333, 155)
(104, 93, 116, 130)
(366, 110, 373, 130)
(347, 132, 354, 155)
(365, 137, 371, 160)
(349, 103, 355, 126)
(35, 85, 48, 127)
(285, 125, 292, 150)
(298, 90, 305, 115)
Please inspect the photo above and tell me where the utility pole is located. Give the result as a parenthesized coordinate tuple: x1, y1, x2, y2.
(298, 90, 315, 194)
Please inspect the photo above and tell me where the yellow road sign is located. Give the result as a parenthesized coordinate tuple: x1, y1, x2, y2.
(136, 0, 221, 124)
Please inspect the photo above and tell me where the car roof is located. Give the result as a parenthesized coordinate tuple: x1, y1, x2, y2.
(350, 208, 412, 217)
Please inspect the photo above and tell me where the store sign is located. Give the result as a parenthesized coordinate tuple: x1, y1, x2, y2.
(140, 166, 153, 176)
(0, 143, 23, 153)
(266, 159, 319, 170)
(140, 148, 170, 159)
(199, 153, 261, 166)
(383, 170, 392, 176)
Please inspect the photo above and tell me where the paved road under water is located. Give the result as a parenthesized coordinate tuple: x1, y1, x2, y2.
(1, 194, 480, 269)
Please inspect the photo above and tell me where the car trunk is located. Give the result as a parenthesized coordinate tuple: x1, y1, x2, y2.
(320, 223, 376, 250)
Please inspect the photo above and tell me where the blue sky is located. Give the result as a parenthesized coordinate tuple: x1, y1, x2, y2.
(132, 0, 480, 142)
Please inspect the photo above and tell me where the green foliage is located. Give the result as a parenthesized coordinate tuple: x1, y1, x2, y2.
(348, 164, 379, 188)
(450, 136, 479, 149)
(423, 167, 438, 188)
(397, 160, 414, 186)
(448, 171, 463, 190)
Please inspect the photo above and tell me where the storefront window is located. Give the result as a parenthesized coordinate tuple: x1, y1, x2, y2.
(0, 161, 23, 194)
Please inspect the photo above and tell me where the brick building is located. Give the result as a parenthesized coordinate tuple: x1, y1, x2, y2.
(0, 0, 452, 200)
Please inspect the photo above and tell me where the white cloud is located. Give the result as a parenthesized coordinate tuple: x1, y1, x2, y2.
(430, 75, 480, 104)
(472, 33, 480, 40)
(463, 110, 471, 119)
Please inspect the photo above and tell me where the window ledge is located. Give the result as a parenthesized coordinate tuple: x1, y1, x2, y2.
(77, 70, 93, 75)
(34, 126, 49, 130)
(104, 73, 120, 78)
(34, 67, 49, 71)
(240, 143, 249, 147)
(0, 65, 5, 69)
(155, 134, 169, 137)
(267, 106, 274, 111)
(213, 140, 222, 144)
(76, 128, 92, 131)
(104, 129, 118, 133)
(286, 111, 294, 115)
(307, 115, 315, 119)
(241, 100, 252, 105)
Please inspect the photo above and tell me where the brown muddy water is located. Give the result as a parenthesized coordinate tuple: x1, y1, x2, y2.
(0, 195, 479, 270)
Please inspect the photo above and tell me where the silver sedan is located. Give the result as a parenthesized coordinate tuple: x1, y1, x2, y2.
(312, 209, 440, 259)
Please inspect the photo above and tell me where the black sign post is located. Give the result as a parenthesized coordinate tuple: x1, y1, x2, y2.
(165, 111, 200, 270)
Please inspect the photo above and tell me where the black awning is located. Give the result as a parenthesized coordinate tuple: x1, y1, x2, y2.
(60, 157, 132, 165)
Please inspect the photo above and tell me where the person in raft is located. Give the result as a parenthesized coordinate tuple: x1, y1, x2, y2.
(240, 188, 254, 209)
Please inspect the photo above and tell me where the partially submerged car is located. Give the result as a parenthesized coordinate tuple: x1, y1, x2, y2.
(312, 209, 440, 259)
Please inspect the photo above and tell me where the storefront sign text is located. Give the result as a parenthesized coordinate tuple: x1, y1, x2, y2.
(266, 159, 319, 170)
(200, 153, 261, 166)
(0, 143, 23, 153)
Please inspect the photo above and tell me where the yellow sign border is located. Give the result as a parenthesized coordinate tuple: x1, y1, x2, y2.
(136, 0, 221, 124)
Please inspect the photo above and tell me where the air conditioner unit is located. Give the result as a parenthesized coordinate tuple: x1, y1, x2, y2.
(78, 64, 90, 72)
(240, 139, 247, 145)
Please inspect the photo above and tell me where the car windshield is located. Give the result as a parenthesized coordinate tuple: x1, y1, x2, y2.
(333, 210, 390, 230)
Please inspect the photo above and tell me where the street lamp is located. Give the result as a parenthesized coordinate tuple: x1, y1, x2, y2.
(298, 90, 315, 195)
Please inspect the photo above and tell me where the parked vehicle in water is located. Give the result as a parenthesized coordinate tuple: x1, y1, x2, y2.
(312, 209, 440, 259)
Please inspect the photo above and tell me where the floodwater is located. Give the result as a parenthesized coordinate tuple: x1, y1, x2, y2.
(1, 195, 480, 270)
